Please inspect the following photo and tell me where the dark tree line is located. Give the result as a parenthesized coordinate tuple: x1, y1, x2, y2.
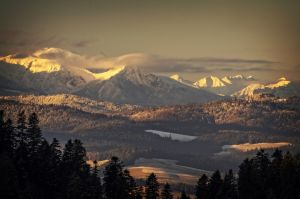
(194, 150, 300, 199)
(1, 110, 300, 199)
(0, 110, 103, 199)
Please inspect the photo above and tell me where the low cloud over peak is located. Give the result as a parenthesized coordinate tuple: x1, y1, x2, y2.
(0, 47, 288, 81)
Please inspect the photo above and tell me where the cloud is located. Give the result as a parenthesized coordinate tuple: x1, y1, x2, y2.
(0, 29, 96, 56)
(293, 64, 300, 71)
(219, 66, 274, 72)
(88, 53, 278, 74)
(72, 40, 93, 48)
(0, 39, 278, 75)
(0, 29, 69, 56)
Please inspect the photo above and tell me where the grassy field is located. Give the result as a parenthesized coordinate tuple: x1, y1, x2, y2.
(127, 158, 211, 185)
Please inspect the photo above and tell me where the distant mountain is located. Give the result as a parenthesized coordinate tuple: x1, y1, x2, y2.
(0, 48, 129, 94)
(76, 66, 221, 105)
(0, 61, 86, 94)
(1, 47, 298, 104)
(170, 74, 255, 96)
(234, 77, 300, 98)
(193, 76, 226, 88)
(170, 74, 194, 87)
(170, 75, 255, 96)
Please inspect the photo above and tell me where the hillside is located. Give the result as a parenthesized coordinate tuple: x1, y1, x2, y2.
(1, 94, 299, 133)
(203, 99, 300, 132)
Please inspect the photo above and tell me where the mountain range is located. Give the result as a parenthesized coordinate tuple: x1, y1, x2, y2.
(0, 47, 299, 105)
(170, 73, 300, 98)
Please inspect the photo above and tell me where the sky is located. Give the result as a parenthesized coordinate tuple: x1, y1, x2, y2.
(0, 0, 299, 81)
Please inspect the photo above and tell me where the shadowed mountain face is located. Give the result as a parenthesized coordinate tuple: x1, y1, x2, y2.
(75, 66, 221, 105)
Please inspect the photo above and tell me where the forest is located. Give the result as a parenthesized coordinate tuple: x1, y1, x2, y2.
(0, 110, 300, 199)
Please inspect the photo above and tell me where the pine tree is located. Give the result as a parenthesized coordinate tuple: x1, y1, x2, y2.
(0, 152, 20, 199)
(280, 151, 298, 199)
(16, 110, 27, 144)
(14, 112, 30, 197)
(207, 170, 223, 199)
(49, 138, 62, 165)
(145, 173, 159, 199)
(220, 169, 238, 199)
(135, 186, 144, 199)
(161, 182, 173, 199)
(123, 169, 137, 199)
(26, 113, 43, 155)
(195, 174, 209, 199)
(72, 139, 87, 169)
(61, 139, 91, 199)
(0, 111, 14, 154)
(4, 119, 15, 153)
(269, 149, 283, 198)
(179, 190, 190, 199)
(85, 161, 103, 199)
(103, 156, 127, 199)
(62, 139, 87, 172)
(252, 150, 271, 198)
(238, 158, 257, 199)
(0, 110, 6, 153)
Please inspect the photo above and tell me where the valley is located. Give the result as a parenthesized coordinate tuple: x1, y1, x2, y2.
(0, 94, 299, 173)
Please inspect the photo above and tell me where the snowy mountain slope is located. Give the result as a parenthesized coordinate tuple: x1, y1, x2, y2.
(233, 83, 265, 98)
(233, 77, 300, 98)
(193, 76, 226, 88)
(170, 73, 257, 96)
(0, 48, 130, 94)
(0, 47, 110, 82)
(170, 74, 194, 87)
(0, 61, 87, 94)
(76, 66, 221, 105)
(190, 75, 255, 96)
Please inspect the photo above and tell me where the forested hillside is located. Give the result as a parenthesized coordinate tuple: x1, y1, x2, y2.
(1, 111, 300, 199)
(1, 95, 299, 133)
(0, 95, 299, 171)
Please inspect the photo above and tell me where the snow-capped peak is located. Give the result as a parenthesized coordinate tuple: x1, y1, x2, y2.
(278, 77, 287, 81)
(229, 74, 245, 79)
(221, 76, 232, 84)
(113, 65, 151, 85)
(0, 52, 62, 73)
(233, 83, 265, 97)
(194, 76, 226, 88)
(266, 77, 290, 89)
(234, 77, 293, 98)
(170, 74, 183, 82)
(84, 66, 125, 81)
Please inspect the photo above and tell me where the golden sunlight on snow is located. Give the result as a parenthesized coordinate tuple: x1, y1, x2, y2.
(224, 142, 291, 152)
(266, 77, 290, 89)
(83, 66, 125, 80)
(0, 55, 62, 73)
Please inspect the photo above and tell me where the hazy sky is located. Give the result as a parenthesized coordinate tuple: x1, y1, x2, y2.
(0, 0, 299, 81)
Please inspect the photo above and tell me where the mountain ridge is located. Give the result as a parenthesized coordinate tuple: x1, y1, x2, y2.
(0, 47, 298, 104)
(75, 66, 221, 105)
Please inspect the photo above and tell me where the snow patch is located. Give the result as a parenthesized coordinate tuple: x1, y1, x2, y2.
(145, 130, 197, 142)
